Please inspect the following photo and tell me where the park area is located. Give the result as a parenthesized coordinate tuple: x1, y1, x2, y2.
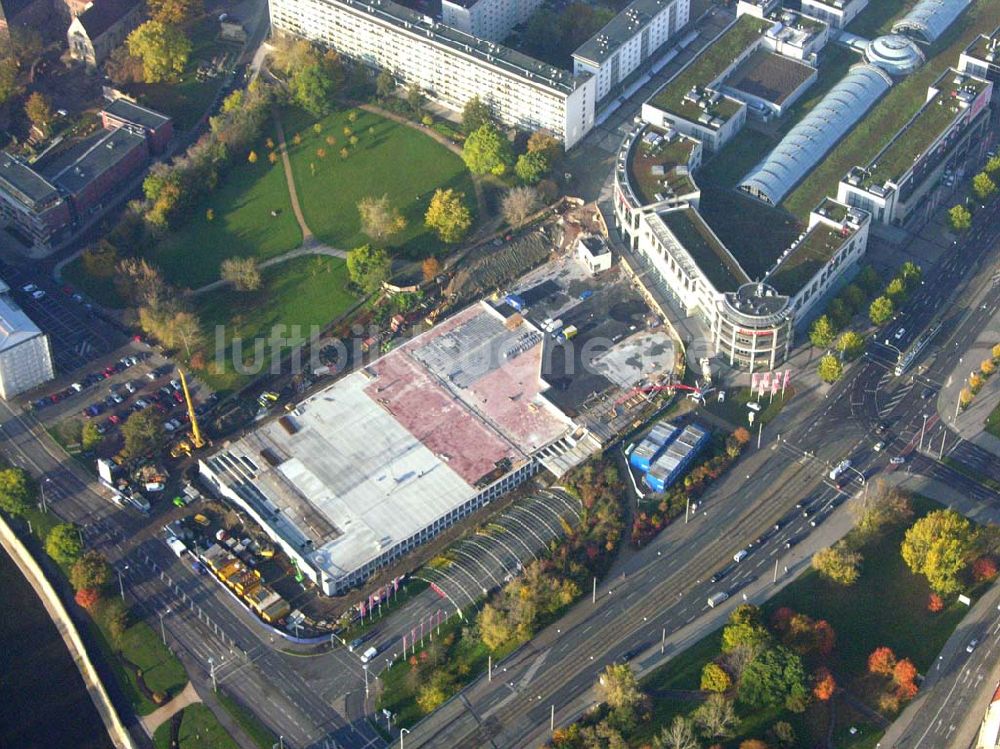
(626, 495, 985, 749)
(153, 704, 239, 749)
(281, 107, 476, 257)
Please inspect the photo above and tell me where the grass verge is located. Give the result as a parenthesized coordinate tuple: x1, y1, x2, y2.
(985, 400, 1000, 440)
(153, 704, 240, 749)
(217, 690, 279, 749)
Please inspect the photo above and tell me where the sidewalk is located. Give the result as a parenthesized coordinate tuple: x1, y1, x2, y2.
(140, 681, 200, 735)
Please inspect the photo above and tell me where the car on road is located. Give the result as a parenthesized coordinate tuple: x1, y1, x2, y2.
(733, 549, 748, 563)
(784, 535, 801, 550)
(873, 441, 885, 452)
(921, 387, 936, 400)
(31, 290, 45, 300)
(967, 639, 979, 653)
(348, 637, 364, 652)
(890, 456, 905, 465)
(894, 328, 906, 341)
(21, 284, 37, 293)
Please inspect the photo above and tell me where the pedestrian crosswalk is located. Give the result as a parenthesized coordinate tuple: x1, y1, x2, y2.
(878, 382, 914, 418)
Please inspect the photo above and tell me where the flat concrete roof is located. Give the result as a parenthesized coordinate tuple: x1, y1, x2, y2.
(0, 285, 44, 353)
(0, 153, 60, 210)
(574, 0, 676, 66)
(727, 49, 816, 105)
(209, 302, 574, 583)
(49, 127, 147, 197)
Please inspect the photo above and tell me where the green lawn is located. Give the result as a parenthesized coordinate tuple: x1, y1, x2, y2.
(216, 691, 278, 749)
(784, 0, 1000, 218)
(153, 704, 239, 749)
(986, 400, 1000, 439)
(635, 495, 976, 748)
(194, 255, 357, 393)
(127, 16, 242, 131)
(147, 123, 302, 289)
(281, 107, 476, 258)
(704, 386, 793, 430)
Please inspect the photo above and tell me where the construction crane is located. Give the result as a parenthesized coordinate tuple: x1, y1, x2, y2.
(178, 368, 205, 450)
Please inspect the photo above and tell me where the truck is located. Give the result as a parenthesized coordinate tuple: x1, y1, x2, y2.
(361, 646, 378, 663)
(828, 459, 852, 482)
(165, 536, 188, 558)
(707, 591, 729, 608)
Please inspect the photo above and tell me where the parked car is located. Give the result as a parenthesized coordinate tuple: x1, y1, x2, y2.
(31, 290, 45, 300)
(21, 283, 37, 293)
(890, 456, 906, 465)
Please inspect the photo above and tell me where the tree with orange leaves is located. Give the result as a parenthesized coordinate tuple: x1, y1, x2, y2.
(813, 667, 836, 701)
(868, 646, 896, 676)
(893, 658, 918, 700)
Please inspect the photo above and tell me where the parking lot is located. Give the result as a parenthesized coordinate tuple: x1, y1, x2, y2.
(0, 262, 128, 373)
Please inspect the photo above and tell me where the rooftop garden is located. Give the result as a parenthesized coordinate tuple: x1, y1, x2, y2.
(863, 75, 989, 186)
(815, 196, 849, 222)
(766, 223, 851, 295)
(660, 208, 748, 291)
(627, 131, 698, 203)
(727, 50, 817, 106)
(785, 0, 1000, 217)
(965, 31, 1000, 60)
(648, 14, 770, 121)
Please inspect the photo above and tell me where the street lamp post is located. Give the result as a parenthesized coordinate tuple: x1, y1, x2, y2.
(116, 566, 127, 602)
(159, 608, 171, 646)
(39, 477, 51, 513)
(400, 728, 410, 749)
(208, 657, 218, 692)
(919, 413, 929, 452)
(363, 664, 369, 699)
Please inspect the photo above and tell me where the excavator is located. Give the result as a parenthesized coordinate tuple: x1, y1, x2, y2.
(169, 369, 208, 459)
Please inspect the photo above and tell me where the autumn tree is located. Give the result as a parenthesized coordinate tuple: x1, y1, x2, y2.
(901, 509, 976, 594)
(853, 480, 913, 537)
(837, 330, 865, 360)
(75, 588, 100, 610)
(813, 667, 836, 701)
(949, 204, 972, 232)
(101, 599, 129, 645)
(501, 185, 541, 228)
(927, 593, 944, 612)
(82, 420, 103, 451)
(515, 150, 550, 184)
(770, 722, 796, 747)
(462, 122, 513, 176)
(597, 663, 643, 712)
(893, 658, 918, 700)
(105, 45, 145, 84)
(869, 295, 894, 326)
(127, 21, 192, 83)
(358, 194, 407, 241)
(221, 257, 262, 291)
(24, 91, 53, 135)
(868, 646, 896, 676)
(70, 550, 111, 592)
(653, 716, 700, 749)
(122, 408, 164, 459)
(346, 244, 391, 295)
(692, 694, 737, 739)
(812, 543, 862, 585)
(0, 467, 35, 517)
(973, 556, 998, 582)
(425, 188, 472, 244)
(527, 129, 562, 162)
(809, 314, 836, 348)
(375, 68, 395, 99)
(973, 172, 998, 201)
(46, 523, 83, 565)
(421, 256, 442, 283)
(0, 59, 21, 106)
(817, 353, 843, 383)
(700, 662, 731, 693)
(739, 740, 769, 749)
(147, 0, 202, 24)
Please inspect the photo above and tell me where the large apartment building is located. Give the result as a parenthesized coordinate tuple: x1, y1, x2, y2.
(269, 0, 596, 147)
(440, 0, 541, 42)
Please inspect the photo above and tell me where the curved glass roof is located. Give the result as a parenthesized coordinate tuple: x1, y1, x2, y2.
(891, 0, 972, 43)
(737, 64, 893, 206)
(865, 34, 926, 76)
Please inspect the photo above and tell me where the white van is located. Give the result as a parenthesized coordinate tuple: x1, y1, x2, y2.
(733, 550, 748, 563)
(361, 646, 378, 663)
(707, 591, 730, 608)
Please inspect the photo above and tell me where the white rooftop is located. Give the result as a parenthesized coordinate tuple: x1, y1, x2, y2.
(0, 282, 45, 353)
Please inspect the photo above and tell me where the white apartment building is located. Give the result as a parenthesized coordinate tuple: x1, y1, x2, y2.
(441, 0, 542, 42)
(269, 0, 596, 147)
(572, 0, 690, 103)
(0, 280, 54, 400)
(800, 0, 868, 29)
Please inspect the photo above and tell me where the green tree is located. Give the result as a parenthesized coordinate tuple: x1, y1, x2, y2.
(700, 662, 731, 693)
(949, 204, 972, 232)
(869, 295, 894, 326)
(46, 523, 83, 565)
(515, 150, 549, 184)
(811, 543, 862, 585)
(346, 244, 391, 295)
(425, 188, 472, 244)
(0, 59, 22, 106)
(836, 330, 865, 360)
(406, 83, 424, 113)
(462, 96, 494, 134)
(70, 550, 111, 592)
(827, 298, 850, 329)
(986, 156, 1000, 175)
(478, 602, 515, 650)
(973, 172, 998, 202)
(843, 284, 865, 312)
(375, 68, 395, 99)
(817, 353, 843, 383)
(809, 315, 836, 348)
(0, 467, 35, 516)
(462, 122, 513, 176)
(127, 20, 192, 83)
(900, 261, 922, 286)
(721, 621, 770, 654)
(416, 670, 454, 713)
(886, 277, 906, 300)
(738, 646, 807, 711)
(122, 408, 164, 459)
(857, 265, 882, 296)
(100, 598, 129, 645)
(901, 509, 976, 595)
(291, 63, 335, 116)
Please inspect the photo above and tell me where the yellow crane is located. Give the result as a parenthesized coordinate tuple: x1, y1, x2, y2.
(178, 369, 205, 450)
